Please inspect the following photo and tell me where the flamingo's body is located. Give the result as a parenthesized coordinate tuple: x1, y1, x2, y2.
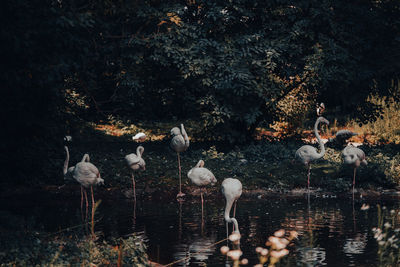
(132, 132, 146, 142)
(342, 145, 367, 193)
(170, 124, 190, 198)
(295, 117, 329, 189)
(221, 178, 242, 234)
(125, 146, 145, 200)
(64, 147, 103, 188)
(73, 154, 103, 188)
(187, 160, 217, 207)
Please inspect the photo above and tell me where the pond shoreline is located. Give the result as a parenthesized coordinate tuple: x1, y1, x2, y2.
(2, 183, 400, 202)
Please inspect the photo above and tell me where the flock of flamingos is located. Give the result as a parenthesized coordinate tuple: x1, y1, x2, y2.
(62, 103, 367, 236)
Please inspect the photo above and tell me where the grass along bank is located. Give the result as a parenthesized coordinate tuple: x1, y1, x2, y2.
(58, 134, 400, 197)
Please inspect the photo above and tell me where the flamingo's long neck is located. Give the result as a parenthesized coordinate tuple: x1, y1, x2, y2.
(314, 119, 325, 159)
(181, 124, 190, 149)
(196, 160, 203, 168)
(63, 146, 69, 175)
(136, 146, 144, 157)
(224, 196, 240, 234)
(81, 154, 90, 162)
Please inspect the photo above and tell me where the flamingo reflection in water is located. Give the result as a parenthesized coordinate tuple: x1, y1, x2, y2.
(297, 194, 327, 266)
(298, 246, 327, 266)
(173, 235, 217, 266)
(343, 232, 368, 256)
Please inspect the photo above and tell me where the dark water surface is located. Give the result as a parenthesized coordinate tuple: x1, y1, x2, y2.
(2, 192, 399, 266)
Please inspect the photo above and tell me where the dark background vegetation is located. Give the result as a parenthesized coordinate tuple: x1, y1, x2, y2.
(2, 0, 399, 185)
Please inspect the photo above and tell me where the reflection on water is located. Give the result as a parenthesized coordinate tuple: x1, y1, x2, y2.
(298, 247, 326, 266)
(344, 232, 367, 255)
(1, 194, 399, 266)
(174, 235, 217, 266)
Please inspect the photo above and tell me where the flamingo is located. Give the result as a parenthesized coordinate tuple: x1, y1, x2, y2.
(329, 130, 358, 148)
(316, 102, 325, 116)
(63, 146, 103, 235)
(170, 124, 190, 198)
(64, 146, 103, 210)
(295, 116, 330, 190)
(132, 132, 146, 142)
(221, 178, 242, 235)
(187, 160, 217, 211)
(125, 146, 146, 201)
(342, 144, 367, 194)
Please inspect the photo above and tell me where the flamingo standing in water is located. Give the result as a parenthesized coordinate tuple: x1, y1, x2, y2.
(188, 160, 217, 211)
(222, 178, 242, 235)
(125, 146, 146, 201)
(170, 124, 190, 198)
(295, 117, 329, 190)
(342, 144, 367, 194)
(64, 146, 103, 235)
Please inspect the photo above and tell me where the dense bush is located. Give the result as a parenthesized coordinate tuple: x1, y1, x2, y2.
(93, 0, 400, 141)
(2, 0, 399, 184)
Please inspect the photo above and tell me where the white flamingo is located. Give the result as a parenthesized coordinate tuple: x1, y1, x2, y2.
(221, 178, 242, 235)
(188, 160, 217, 210)
(132, 132, 146, 142)
(342, 144, 367, 193)
(316, 102, 325, 116)
(125, 146, 146, 201)
(295, 117, 329, 190)
(63, 146, 103, 224)
(170, 124, 190, 198)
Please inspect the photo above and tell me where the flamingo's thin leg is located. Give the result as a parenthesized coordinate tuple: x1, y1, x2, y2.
(200, 189, 205, 233)
(353, 167, 357, 195)
(131, 171, 136, 202)
(84, 189, 89, 220)
(178, 153, 182, 194)
(226, 222, 229, 241)
(307, 163, 311, 191)
(177, 153, 185, 198)
(232, 200, 237, 232)
(80, 186, 84, 222)
(90, 185, 95, 238)
(80, 186, 84, 211)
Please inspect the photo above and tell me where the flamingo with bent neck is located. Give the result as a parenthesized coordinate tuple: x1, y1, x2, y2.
(222, 178, 242, 236)
(170, 124, 190, 198)
(125, 146, 146, 201)
(295, 116, 329, 190)
(342, 144, 367, 194)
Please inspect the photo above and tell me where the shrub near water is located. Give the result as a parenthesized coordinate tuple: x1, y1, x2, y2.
(373, 205, 400, 267)
(0, 234, 149, 266)
(347, 93, 400, 144)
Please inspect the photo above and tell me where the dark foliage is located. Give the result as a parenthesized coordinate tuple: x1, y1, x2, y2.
(1, 0, 399, 184)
